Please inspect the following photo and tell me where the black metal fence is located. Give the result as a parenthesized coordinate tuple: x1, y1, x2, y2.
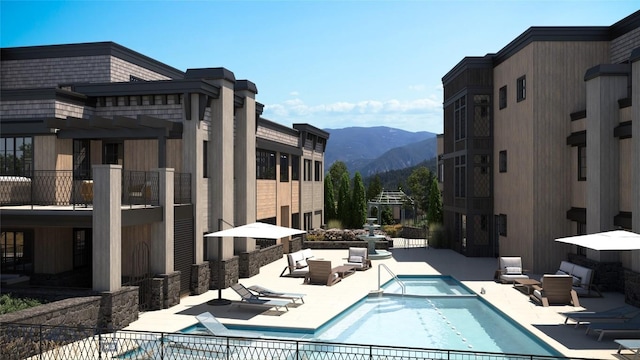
(0, 322, 592, 360)
(0, 170, 192, 208)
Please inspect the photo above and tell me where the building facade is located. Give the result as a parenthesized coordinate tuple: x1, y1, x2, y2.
(440, 12, 640, 282)
(0, 42, 327, 326)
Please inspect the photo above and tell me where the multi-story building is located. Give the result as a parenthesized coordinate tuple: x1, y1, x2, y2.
(0, 42, 327, 327)
(440, 11, 639, 298)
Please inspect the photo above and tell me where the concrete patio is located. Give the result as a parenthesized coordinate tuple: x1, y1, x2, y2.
(124, 243, 634, 359)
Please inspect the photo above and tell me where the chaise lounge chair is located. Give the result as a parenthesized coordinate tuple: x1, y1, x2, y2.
(615, 339, 640, 359)
(344, 247, 371, 270)
(497, 257, 529, 284)
(247, 285, 306, 304)
(563, 305, 640, 327)
(530, 274, 580, 307)
(230, 283, 291, 311)
(304, 259, 341, 286)
(195, 312, 257, 337)
(586, 313, 640, 341)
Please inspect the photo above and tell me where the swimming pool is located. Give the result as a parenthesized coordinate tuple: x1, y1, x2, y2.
(183, 275, 562, 357)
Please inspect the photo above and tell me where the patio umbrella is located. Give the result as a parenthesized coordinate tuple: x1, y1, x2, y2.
(205, 222, 306, 305)
(555, 230, 640, 251)
(205, 222, 306, 239)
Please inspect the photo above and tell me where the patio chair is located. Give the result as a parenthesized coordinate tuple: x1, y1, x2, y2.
(230, 283, 291, 311)
(614, 339, 640, 359)
(195, 312, 257, 337)
(304, 259, 341, 286)
(586, 313, 640, 341)
(563, 305, 640, 327)
(497, 256, 529, 284)
(344, 247, 371, 270)
(529, 274, 580, 307)
(247, 285, 306, 304)
(280, 250, 310, 278)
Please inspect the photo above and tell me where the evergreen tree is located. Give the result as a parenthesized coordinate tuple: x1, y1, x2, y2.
(427, 177, 443, 224)
(407, 166, 432, 216)
(350, 172, 367, 228)
(328, 161, 349, 195)
(324, 177, 337, 222)
(337, 172, 351, 226)
(366, 174, 382, 201)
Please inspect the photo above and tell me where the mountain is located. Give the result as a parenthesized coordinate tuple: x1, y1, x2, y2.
(324, 126, 437, 175)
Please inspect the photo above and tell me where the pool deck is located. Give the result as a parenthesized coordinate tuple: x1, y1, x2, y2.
(124, 244, 634, 359)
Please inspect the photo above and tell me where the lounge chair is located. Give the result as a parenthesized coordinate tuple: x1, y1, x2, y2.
(530, 274, 580, 307)
(563, 305, 640, 327)
(497, 257, 529, 284)
(247, 285, 306, 304)
(195, 312, 257, 337)
(280, 249, 312, 277)
(615, 339, 640, 359)
(304, 259, 341, 286)
(344, 247, 371, 270)
(556, 260, 602, 297)
(586, 313, 640, 341)
(230, 283, 291, 311)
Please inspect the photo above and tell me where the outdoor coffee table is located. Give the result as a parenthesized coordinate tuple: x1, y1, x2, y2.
(513, 278, 541, 295)
(332, 265, 356, 279)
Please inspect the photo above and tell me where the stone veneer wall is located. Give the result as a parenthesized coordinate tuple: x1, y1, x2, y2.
(191, 262, 211, 295)
(288, 236, 304, 253)
(211, 256, 239, 290)
(400, 226, 428, 239)
(150, 271, 181, 310)
(238, 244, 284, 278)
(303, 240, 389, 250)
(567, 254, 624, 292)
(624, 269, 640, 307)
(98, 287, 139, 329)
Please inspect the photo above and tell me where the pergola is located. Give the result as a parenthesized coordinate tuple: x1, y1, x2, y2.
(367, 189, 415, 224)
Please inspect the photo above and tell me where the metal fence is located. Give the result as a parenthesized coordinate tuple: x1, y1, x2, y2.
(0, 323, 592, 360)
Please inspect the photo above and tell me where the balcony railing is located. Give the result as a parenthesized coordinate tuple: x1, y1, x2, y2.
(0, 170, 191, 209)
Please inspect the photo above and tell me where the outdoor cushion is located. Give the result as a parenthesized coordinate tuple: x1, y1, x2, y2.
(296, 259, 308, 269)
(505, 266, 522, 275)
(349, 255, 363, 263)
(572, 275, 582, 286)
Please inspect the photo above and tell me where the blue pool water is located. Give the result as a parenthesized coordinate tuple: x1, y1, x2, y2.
(183, 276, 561, 356)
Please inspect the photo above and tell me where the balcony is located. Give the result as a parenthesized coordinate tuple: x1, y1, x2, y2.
(0, 170, 191, 210)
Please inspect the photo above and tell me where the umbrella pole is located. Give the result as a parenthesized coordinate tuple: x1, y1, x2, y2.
(208, 230, 231, 306)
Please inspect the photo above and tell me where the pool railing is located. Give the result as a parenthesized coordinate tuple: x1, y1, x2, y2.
(378, 263, 405, 295)
(0, 322, 597, 360)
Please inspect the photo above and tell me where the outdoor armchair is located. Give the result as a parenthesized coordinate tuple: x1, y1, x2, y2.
(530, 274, 580, 307)
(497, 256, 529, 284)
(344, 247, 371, 270)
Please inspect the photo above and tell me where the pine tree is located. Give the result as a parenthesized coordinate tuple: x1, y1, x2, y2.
(366, 174, 382, 201)
(324, 176, 337, 221)
(350, 172, 367, 229)
(337, 172, 351, 226)
(427, 177, 443, 224)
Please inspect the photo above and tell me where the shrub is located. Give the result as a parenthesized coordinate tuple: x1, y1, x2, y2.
(326, 219, 343, 230)
(382, 224, 402, 238)
(305, 233, 324, 241)
(428, 223, 446, 248)
(0, 294, 41, 315)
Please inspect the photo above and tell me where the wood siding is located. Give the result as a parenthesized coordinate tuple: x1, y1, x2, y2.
(34, 227, 73, 274)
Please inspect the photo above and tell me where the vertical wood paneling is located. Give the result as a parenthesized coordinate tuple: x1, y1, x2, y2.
(121, 224, 151, 276)
(34, 227, 73, 273)
(125, 139, 158, 171)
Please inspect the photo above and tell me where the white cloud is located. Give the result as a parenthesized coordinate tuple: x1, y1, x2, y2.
(289, 91, 299, 96)
(262, 96, 443, 133)
(408, 84, 426, 91)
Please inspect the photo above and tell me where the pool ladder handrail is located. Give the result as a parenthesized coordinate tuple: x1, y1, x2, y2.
(378, 263, 405, 295)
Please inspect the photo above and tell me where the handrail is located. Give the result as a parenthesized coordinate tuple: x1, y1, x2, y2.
(378, 263, 405, 295)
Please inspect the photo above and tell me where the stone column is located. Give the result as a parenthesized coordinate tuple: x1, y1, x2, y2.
(584, 65, 628, 262)
(234, 80, 257, 253)
(92, 164, 122, 292)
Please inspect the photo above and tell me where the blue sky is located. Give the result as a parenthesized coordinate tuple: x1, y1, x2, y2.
(1, 1, 638, 133)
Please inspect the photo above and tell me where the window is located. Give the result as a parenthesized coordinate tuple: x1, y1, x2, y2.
(517, 76, 526, 102)
(280, 153, 289, 182)
(0, 136, 33, 176)
(291, 213, 300, 229)
(454, 96, 466, 141)
(454, 156, 466, 198)
(74, 139, 91, 180)
(1, 230, 32, 274)
(256, 149, 276, 179)
(314, 161, 322, 181)
(103, 142, 123, 165)
(499, 86, 507, 109)
(578, 145, 586, 181)
(499, 150, 507, 173)
(303, 212, 312, 231)
(203, 141, 208, 178)
(291, 155, 300, 180)
(304, 159, 312, 181)
(73, 229, 91, 269)
(497, 214, 507, 236)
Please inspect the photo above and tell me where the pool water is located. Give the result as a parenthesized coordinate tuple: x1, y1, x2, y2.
(183, 276, 561, 356)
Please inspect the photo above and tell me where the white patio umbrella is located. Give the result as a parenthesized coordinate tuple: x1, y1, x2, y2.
(205, 222, 306, 305)
(555, 230, 640, 251)
(205, 222, 306, 239)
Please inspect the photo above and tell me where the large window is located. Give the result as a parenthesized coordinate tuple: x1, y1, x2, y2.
(74, 139, 91, 180)
(314, 161, 322, 181)
(499, 150, 507, 173)
(517, 76, 526, 102)
(578, 145, 586, 181)
(291, 155, 300, 180)
(0, 137, 33, 176)
(1, 230, 32, 274)
(304, 159, 312, 181)
(499, 86, 507, 110)
(454, 155, 466, 198)
(454, 96, 466, 141)
(303, 212, 312, 231)
(256, 149, 276, 180)
(103, 141, 123, 165)
(73, 229, 91, 269)
(280, 153, 289, 182)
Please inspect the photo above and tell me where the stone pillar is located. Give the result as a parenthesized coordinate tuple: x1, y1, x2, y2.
(234, 80, 258, 253)
(92, 164, 122, 292)
(584, 65, 628, 262)
(631, 49, 640, 273)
